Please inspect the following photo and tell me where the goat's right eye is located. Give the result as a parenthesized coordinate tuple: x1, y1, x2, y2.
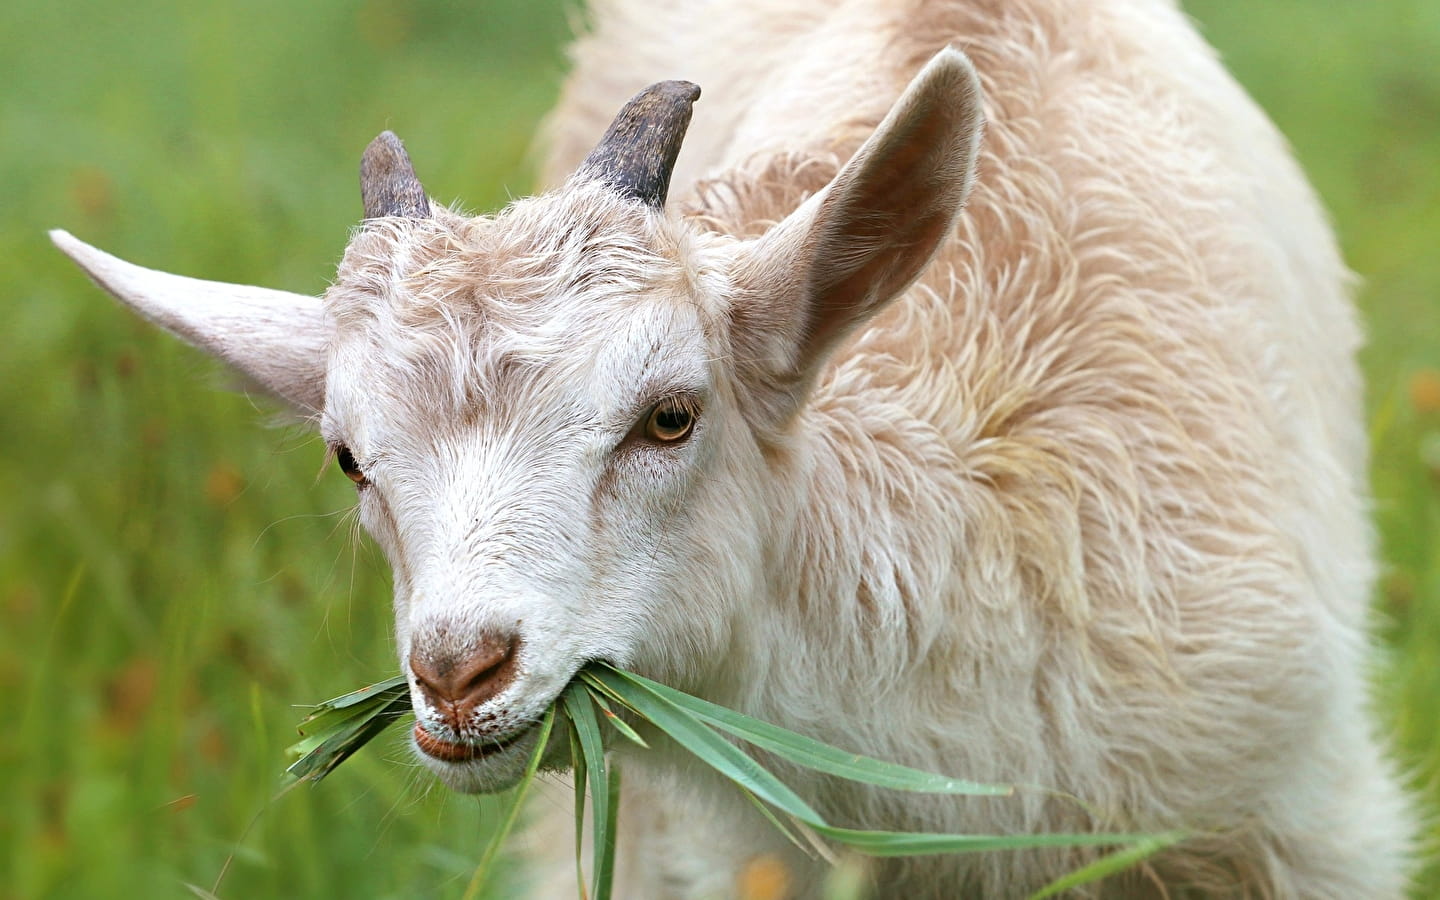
(336, 446, 367, 486)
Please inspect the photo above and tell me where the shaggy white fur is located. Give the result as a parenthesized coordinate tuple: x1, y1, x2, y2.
(53, 0, 1414, 897)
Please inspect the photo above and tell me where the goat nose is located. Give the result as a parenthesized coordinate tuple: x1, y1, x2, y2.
(409, 633, 521, 729)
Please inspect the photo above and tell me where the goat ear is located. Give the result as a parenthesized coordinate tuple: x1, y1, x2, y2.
(731, 48, 984, 422)
(50, 229, 330, 416)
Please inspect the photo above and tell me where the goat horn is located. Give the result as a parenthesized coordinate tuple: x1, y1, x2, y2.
(360, 131, 430, 219)
(578, 80, 701, 208)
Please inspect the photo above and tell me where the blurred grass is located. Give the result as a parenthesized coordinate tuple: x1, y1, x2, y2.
(1, 0, 1436, 897)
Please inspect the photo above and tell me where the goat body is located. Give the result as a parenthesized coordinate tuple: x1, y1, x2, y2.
(54, 0, 1413, 896)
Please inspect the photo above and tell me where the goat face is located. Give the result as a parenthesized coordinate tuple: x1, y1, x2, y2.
(321, 186, 762, 791)
(50, 48, 984, 793)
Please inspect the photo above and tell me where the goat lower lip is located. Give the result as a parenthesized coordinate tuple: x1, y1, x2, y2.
(413, 722, 527, 763)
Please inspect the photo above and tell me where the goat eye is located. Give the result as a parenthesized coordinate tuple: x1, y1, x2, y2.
(644, 399, 697, 443)
(335, 446, 367, 485)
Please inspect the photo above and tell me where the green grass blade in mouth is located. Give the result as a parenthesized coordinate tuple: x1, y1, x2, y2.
(285, 710, 405, 783)
(598, 761, 622, 900)
(586, 665, 1171, 862)
(599, 666, 1011, 797)
(579, 669, 646, 716)
(736, 785, 825, 860)
(585, 668, 826, 824)
(286, 666, 1182, 892)
(584, 683, 650, 748)
(1027, 832, 1187, 898)
(285, 677, 411, 783)
(568, 722, 588, 899)
(305, 675, 411, 710)
(462, 705, 557, 900)
(563, 680, 616, 899)
(809, 823, 1174, 857)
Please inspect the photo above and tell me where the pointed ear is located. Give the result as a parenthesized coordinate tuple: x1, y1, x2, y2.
(730, 48, 984, 424)
(51, 230, 329, 416)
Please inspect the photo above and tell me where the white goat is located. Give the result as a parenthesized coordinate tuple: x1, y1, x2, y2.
(53, 0, 1413, 895)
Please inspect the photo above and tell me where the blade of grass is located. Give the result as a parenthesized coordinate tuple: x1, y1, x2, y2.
(287, 676, 411, 744)
(292, 702, 383, 738)
(584, 684, 649, 748)
(568, 719, 589, 900)
(597, 667, 1010, 796)
(303, 675, 410, 711)
(591, 667, 1168, 863)
(461, 706, 557, 900)
(597, 761, 621, 900)
(285, 677, 412, 783)
(579, 671, 647, 718)
(285, 666, 1180, 894)
(1027, 831, 1186, 899)
(810, 824, 1166, 857)
(736, 786, 835, 863)
(287, 701, 398, 757)
(564, 682, 616, 900)
(285, 702, 411, 782)
(586, 668, 826, 823)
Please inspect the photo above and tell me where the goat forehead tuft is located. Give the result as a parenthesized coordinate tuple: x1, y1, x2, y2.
(325, 183, 694, 331)
(322, 184, 718, 426)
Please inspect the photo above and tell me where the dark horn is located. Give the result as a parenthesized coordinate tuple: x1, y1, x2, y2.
(360, 131, 430, 219)
(578, 80, 701, 208)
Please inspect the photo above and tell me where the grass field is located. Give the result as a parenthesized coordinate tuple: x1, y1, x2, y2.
(3, 1, 1436, 897)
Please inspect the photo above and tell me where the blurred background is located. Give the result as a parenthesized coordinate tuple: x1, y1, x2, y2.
(2, 0, 1436, 896)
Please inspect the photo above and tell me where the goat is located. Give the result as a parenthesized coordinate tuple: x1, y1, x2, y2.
(52, 0, 1413, 895)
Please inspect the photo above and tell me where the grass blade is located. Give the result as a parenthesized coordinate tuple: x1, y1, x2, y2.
(564, 683, 614, 900)
(1027, 831, 1186, 898)
(287, 666, 1180, 897)
(736, 786, 830, 862)
(602, 667, 1010, 797)
(586, 669, 827, 823)
(304, 675, 410, 710)
(579, 671, 646, 718)
(589, 666, 1170, 877)
(584, 684, 649, 748)
(285, 684, 411, 783)
(597, 761, 621, 900)
(285, 709, 405, 782)
(811, 824, 1166, 857)
(568, 721, 589, 900)
(462, 706, 557, 900)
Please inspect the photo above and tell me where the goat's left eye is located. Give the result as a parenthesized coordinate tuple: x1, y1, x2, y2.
(644, 399, 697, 443)
(335, 445, 368, 485)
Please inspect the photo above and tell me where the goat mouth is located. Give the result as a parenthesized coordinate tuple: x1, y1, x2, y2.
(412, 721, 530, 764)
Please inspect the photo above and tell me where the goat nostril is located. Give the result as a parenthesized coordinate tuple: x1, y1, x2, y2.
(462, 656, 505, 696)
(410, 632, 522, 715)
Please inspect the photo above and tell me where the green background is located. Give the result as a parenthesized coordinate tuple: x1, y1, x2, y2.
(2, 1, 1436, 896)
